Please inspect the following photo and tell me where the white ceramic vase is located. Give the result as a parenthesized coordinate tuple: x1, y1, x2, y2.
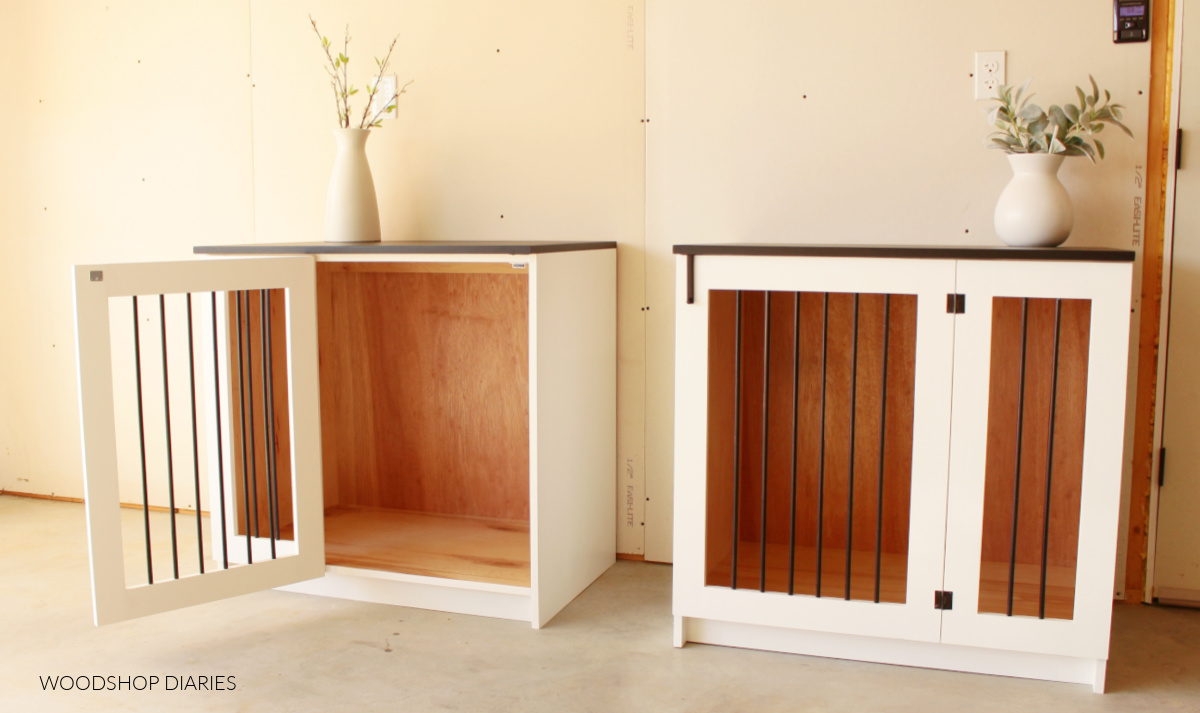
(993, 153, 1074, 248)
(324, 128, 381, 243)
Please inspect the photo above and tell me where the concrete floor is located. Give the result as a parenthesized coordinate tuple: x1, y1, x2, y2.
(2, 495, 1198, 712)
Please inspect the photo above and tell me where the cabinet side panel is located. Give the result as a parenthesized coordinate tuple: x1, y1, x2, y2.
(533, 250, 617, 627)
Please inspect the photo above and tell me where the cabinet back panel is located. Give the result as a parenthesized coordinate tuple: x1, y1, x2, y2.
(317, 263, 530, 521)
(705, 290, 916, 603)
(978, 297, 1090, 620)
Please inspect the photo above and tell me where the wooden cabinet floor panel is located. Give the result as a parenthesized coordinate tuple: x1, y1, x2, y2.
(322, 505, 531, 587)
(707, 542, 908, 603)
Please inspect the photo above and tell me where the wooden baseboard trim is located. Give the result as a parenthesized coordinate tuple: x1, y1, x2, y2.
(616, 553, 646, 562)
(0, 489, 207, 517)
(0, 489, 84, 504)
(120, 502, 208, 517)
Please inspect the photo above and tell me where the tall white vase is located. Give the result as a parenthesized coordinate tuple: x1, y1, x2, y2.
(324, 128, 381, 243)
(993, 153, 1074, 248)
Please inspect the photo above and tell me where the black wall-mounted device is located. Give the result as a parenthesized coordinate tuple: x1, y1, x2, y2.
(1114, 0, 1150, 43)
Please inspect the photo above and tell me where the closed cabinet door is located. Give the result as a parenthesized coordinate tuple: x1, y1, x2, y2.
(941, 260, 1132, 660)
(74, 257, 325, 625)
(1155, 0, 1200, 605)
(674, 254, 956, 642)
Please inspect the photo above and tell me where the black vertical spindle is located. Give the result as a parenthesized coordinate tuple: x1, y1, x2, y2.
(816, 294, 829, 598)
(186, 294, 205, 574)
(235, 292, 253, 564)
(244, 292, 261, 541)
(133, 297, 154, 585)
(787, 293, 801, 595)
(1007, 298, 1031, 617)
(760, 293, 772, 592)
(845, 294, 860, 601)
(874, 295, 891, 604)
(260, 290, 278, 559)
(211, 293, 229, 570)
(265, 291, 282, 544)
(1039, 299, 1064, 619)
(159, 296, 180, 580)
(731, 292, 744, 589)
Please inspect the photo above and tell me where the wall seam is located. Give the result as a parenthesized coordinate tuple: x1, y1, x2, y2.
(247, 0, 258, 243)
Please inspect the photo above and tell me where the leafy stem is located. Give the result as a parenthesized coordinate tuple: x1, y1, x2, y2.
(310, 15, 407, 130)
(985, 76, 1133, 164)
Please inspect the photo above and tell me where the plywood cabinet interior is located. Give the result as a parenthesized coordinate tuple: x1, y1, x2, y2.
(315, 262, 532, 586)
(672, 245, 1133, 692)
(703, 290, 918, 602)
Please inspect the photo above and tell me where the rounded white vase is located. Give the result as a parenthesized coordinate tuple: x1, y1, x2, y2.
(993, 153, 1074, 248)
(324, 128, 381, 243)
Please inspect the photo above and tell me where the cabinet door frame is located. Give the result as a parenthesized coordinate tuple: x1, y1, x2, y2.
(74, 256, 325, 625)
(941, 259, 1132, 659)
(673, 254, 957, 642)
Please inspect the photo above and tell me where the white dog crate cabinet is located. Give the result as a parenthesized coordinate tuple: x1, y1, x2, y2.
(671, 244, 1133, 692)
(74, 241, 615, 629)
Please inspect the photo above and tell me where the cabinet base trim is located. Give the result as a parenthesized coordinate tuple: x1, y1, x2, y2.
(1154, 587, 1200, 607)
(279, 568, 532, 624)
(675, 616, 1107, 692)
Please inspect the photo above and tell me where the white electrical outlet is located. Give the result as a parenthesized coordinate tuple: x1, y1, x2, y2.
(974, 51, 1006, 101)
(369, 74, 398, 122)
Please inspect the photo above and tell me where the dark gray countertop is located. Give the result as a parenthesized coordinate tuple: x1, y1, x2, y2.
(195, 240, 617, 256)
(672, 244, 1135, 262)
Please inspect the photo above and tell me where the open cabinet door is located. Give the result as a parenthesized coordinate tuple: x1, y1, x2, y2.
(74, 257, 324, 625)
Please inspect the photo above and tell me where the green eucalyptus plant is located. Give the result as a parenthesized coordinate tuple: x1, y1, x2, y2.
(310, 15, 412, 129)
(986, 76, 1133, 163)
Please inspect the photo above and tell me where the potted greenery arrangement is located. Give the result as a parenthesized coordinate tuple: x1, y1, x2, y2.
(985, 77, 1133, 247)
(310, 16, 410, 243)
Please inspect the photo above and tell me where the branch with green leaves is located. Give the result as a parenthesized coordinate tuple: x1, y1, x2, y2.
(985, 76, 1133, 164)
(310, 15, 408, 129)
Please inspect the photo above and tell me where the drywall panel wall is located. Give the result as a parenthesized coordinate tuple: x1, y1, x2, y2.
(645, 0, 1152, 562)
(0, 2, 647, 555)
(0, 1, 254, 506)
(248, 0, 647, 553)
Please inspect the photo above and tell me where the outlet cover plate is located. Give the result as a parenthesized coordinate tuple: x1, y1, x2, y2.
(369, 74, 398, 121)
(974, 51, 1006, 100)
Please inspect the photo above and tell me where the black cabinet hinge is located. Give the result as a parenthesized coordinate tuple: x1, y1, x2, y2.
(946, 294, 966, 314)
(1159, 446, 1166, 488)
(934, 590, 954, 610)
